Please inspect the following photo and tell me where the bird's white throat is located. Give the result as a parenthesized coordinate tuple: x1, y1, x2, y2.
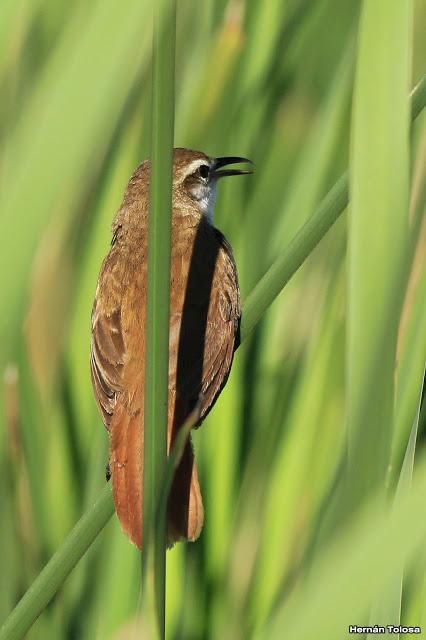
(190, 181, 217, 224)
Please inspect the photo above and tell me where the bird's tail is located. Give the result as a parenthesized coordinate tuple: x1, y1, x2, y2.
(109, 393, 204, 549)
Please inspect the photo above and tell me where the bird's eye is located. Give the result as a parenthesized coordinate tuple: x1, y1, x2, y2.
(198, 164, 209, 180)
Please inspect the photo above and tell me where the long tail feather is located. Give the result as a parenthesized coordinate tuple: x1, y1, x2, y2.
(109, 394, 204, 549)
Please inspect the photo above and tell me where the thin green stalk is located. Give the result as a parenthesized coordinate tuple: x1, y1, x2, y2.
(0, 486, 114, 640)
(240, 68, 426, 344)
(240, 171, 349, 342)
(142, 1, 176, 638)
(1, 70, 425, 640)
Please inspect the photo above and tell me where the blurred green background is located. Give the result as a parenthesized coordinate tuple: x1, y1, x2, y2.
(1, 0, 426, 638)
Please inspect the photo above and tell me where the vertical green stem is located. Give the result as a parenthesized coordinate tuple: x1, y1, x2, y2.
(143, 1, 176, 637)
(0, 486, 114, 640)
(347, 0, 412, 507)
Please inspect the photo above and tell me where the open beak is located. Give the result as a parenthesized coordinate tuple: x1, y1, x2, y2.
(212, 156, 253, 179)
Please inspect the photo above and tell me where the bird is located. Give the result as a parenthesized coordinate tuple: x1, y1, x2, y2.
(90, 148, 252, 549)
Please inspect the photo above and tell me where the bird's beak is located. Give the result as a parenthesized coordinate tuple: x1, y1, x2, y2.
(212, 156, 253, 179)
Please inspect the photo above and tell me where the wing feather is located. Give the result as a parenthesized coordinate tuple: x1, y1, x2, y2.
(90, 256, 125, 430)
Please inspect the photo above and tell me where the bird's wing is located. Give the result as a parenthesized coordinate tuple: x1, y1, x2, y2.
(170, 223, 241, 423)
(199, 231, 240, 418)
(90, 252, 126, 430)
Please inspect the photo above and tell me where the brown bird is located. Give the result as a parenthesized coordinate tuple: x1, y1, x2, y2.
(90, 148, 252, 549)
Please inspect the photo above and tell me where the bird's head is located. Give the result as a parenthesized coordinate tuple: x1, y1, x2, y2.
(172, 148, 253, 222)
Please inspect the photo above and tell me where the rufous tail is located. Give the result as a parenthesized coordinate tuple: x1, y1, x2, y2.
(109, 395, 204, 549)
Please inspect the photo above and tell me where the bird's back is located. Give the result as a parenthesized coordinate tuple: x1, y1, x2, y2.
(91, 206, 240, 548)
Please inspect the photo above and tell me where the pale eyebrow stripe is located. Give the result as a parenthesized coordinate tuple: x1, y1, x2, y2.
(183, 158, 209, 178)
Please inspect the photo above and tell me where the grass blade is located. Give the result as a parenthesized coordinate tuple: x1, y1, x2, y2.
(347, 0, 412, 506)
(0, 486, 114, 640)
(240, 73, 426, 345)
(240, 171, 349, 342)
(262, 452, 426, 640)
(0, 0, 150, 368)
(142, 1, 176, 637)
